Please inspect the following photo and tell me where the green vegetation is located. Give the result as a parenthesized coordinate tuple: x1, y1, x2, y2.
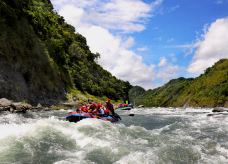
(50, 88, 122, 110)
(128, 86, 145, 104)
(0, 0, 131, 104)
(1, 0, 226, 107)
(131, 59, 228, 107)
(0, 0, 65, 104)
(130, 78, 193, 107)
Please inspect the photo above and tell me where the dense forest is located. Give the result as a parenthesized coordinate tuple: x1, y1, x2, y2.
(129, 59, 228, 108)
(0, 0, 131, 104)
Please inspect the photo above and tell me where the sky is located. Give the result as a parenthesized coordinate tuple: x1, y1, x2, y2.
(50, 0, 228, 89)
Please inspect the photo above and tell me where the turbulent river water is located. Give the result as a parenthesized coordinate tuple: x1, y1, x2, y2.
(0, 108, 228, 164)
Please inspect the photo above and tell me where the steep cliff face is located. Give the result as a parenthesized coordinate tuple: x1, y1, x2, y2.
(0, 2, 66, 104)
(0, 0, 131, 104)
(131, 59, 228, 107)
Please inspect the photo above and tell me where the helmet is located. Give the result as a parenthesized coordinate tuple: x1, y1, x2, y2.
(97, 103, 102, 108)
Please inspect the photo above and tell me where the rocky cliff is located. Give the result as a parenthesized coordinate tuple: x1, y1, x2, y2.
(0, 0, 131, 104)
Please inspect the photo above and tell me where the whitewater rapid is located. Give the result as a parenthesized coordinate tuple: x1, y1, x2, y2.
(0, 108, 228, 164)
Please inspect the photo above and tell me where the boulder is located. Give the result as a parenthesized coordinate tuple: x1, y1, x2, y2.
(0, 98, 32, 113)
(0, 98, 12, 111)
(37, 103, 42, 108)
(0, 98, 12, 107)
(138, 105, 144, 108)
(11, 102, 32, 113)
(212, 107, 227, 113)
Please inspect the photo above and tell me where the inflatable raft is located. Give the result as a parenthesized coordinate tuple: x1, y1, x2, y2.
(116, 104, 133, 110)
(65, 111, 120, 123)
(116, 106, 132, 110)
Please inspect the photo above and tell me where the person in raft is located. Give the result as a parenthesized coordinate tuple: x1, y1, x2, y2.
(87, 102, 97, 113)
(105, 98, 121, 120)
(96, 103, 105, 116)
(105, 99, 114, 115)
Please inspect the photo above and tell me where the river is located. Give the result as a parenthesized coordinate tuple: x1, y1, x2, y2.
(0, 108, 228, 164)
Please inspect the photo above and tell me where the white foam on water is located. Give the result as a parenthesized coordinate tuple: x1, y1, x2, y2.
(129, 107, 212, 116)
(1, 108, 228, 163)
(114, 151, 157, 164)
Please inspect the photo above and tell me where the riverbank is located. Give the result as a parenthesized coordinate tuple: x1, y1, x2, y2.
(0, 89, 122, 113)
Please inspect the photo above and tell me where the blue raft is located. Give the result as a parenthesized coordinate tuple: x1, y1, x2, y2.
(65, 111, 121, 123)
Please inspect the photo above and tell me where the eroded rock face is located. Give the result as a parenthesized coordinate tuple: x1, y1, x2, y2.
(0, 56, 65, 105)
(0, 12, 66, 105)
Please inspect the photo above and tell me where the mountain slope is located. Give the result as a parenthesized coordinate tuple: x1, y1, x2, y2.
(0, 0, 131, 104)
(132, 59, 228, 107)
(0, 0, 66, 104)
(176, 59, 228, 107)
(128, 86, 145, 104)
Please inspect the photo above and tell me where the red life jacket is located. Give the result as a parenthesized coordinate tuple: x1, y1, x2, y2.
(89, 103, 97, 110)
(106, 102, 114, 115)
(80, 105, 88, 112)
(104, 108, 110, 115)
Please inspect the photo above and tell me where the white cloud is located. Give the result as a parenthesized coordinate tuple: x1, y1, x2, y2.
(53, 0, 163, 33)
(78, 25, 155, 89)
(123, 36, 135, 49)
(58, 5, 84, 26)
(188, 17, 228, 74)
(158, 57, 167, 67)
(101, 0, 151, 32)
(167, 43, 199, 56)
(157, 65, 180, 81)
(137, 46, 148, 52)
(51, 0, 163, 89)
(156, 62, 181, 84)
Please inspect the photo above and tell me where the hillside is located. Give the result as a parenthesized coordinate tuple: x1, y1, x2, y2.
(128, 86, 145, 104)
(131, 59, 228, 107)
(0, 0, 131, 104)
